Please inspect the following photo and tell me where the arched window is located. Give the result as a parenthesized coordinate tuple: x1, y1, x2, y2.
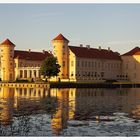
(29, 70, 32, 78)
(34, 70, 36, 77)
(24, 70, 27, 78)
(20, 70, 23, 78)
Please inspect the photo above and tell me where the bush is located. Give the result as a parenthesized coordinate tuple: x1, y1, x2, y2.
(15, 79, 29, 83)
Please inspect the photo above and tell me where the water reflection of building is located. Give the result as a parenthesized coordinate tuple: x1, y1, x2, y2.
(2, 87, 140, 135)
(50, 88, 140, 135)
(51, 89, 69, 135)
(127, 88, 140, 119)
(0, 87, 14, 126)
(74, 88, 140, 117)
(0, 87, 49, 126)
(0, 87, 76, 135)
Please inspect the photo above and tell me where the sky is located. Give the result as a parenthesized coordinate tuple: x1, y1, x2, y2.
(0, 4, 140, 54)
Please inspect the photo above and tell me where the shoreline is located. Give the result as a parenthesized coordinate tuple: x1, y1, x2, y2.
(50, 82, 139, 88)
(0, 81, 139, 88)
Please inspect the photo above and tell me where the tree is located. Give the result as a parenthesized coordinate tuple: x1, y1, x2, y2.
(40, 56, 60, 81)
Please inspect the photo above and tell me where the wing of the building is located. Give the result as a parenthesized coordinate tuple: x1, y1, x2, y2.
(14, 50, 52, 80)
(68, 45, 122, 82)
(121, 47, 140, 82)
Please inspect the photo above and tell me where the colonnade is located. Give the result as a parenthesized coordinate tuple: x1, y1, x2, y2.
(17, 69, 41, 79)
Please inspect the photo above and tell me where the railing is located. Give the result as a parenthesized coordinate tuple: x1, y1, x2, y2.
(0, 83, 49, 88)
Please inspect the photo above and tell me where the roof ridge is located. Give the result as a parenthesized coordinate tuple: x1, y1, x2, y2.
(69, 45, 121, 60)
(69, 45, 112, 51)
(15, 50, 49, 54)
(14, 50, 52, 61)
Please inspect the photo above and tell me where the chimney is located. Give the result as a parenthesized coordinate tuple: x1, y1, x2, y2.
(80, 44, 83, 47)
(50, 50, 53, 54)
(28, 49, 31, 53)
(42, 50, 45, 54)
(108, 47, 110, 51)
(49, 50, 52, 54)
(86, 45, 90, 49)
(115, 52, 120, 56)
(98, 46, 101, 50)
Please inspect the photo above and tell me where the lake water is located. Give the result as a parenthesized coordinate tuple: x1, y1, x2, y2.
(1, 87, 140, 136)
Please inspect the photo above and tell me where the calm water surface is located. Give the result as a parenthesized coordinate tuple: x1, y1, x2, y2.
(0, 87, 140, 136)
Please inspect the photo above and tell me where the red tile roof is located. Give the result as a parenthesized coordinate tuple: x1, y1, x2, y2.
(14, 50, 52, 61)
(122, 47, 140, 56)
(69, 46, 121, 60)
(0, 39, 15, 46)
(52, 34, 69, 42)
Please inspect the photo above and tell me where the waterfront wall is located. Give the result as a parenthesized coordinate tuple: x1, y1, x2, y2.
(0, 83, 49, 88)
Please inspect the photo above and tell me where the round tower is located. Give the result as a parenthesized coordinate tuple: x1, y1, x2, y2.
(0, 39, 15, 81)
(52, 34, 69, 79)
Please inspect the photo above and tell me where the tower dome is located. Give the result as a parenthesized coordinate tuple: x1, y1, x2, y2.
(52, 34, 69, 42)
(0, 39, 15, 46)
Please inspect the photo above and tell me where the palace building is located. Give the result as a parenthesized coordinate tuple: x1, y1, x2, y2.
(0, 33, 140, 82)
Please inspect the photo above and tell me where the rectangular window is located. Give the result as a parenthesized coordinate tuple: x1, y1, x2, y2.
(71, 61, 74, 67)
(88, 62, 90, 67)
(134, 73, 136, 78)
(71, 71, 73, 76)
(77, 61, 80, 67)
(126, 64, 128, 69)
(102, 63, 104, 69)
(98, 62, 100, 68)
(108, 63, 110, 69)
(63, 61, 65, 67)
(114, 64, 116, 68)
(85, 61, 87, 67)
(134, 63, 136, 69)
(92, 62, 94, 67)
(20, 70, 23, 78)
(20, 62, 22, 67)
(95, 62, 97, 68)
(111, 64, 113, 69)
(82, 61, 84, 67)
